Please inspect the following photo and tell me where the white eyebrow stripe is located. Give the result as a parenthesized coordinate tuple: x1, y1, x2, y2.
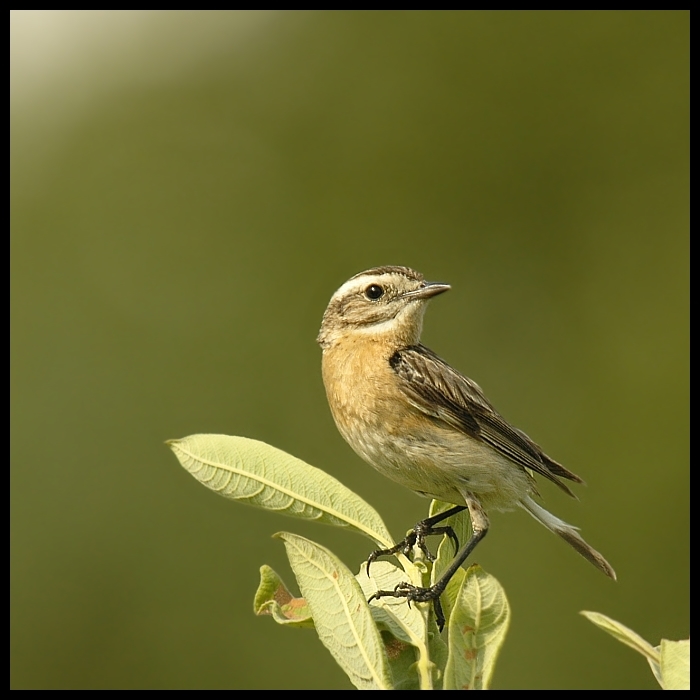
(331, 275, 384, 300)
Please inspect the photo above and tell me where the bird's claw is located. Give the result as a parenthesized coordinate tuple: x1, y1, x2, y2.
(368, 582, 447, 630)
(366, 520, 460, 576)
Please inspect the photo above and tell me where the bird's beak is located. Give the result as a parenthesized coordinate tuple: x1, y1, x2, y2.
(403, 281, 451, 300)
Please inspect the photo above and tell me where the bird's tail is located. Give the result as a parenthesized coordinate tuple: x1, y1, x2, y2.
(519, 495, 616, 580)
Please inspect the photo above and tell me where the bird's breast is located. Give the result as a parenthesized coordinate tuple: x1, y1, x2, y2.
(321, 338, 461, 499)
(321, 337, 534, 509)
(321, 338, 402, 444)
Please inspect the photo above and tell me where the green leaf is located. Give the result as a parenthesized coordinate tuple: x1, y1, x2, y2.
(276, 532, 393, 690)
(356, 560, 433, 689)
(581, 612, 690, 690)
(168, 434, 393, 548)
(357, 559, 428, 647)
(659, 638, 690, 690)
(429, 500, 471, 624)
(253, 565, 313, 628)
(580, 611, 661, 672)
(380, 634, 421, 690)
(443, 564, 510, 690)
(429, 500, 471, 587)
(427, 620, 450, 689)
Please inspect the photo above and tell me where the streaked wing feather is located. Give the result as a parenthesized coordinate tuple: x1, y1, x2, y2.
(389, 345, 582, 495)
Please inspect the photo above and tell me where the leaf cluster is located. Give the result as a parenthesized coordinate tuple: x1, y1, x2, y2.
(169, 434, 509, 689)
(169, 434, 689, 690)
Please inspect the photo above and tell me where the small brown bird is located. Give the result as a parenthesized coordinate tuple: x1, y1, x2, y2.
(318, 266, 615, 627)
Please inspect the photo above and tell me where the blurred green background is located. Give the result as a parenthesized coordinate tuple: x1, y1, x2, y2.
(11, 10, 688, 689)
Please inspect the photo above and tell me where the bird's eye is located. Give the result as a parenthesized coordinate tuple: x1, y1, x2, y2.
(364, 284, 384, 300)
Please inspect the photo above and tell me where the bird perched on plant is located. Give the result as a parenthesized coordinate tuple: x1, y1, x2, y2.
(317, 265, 615, 628)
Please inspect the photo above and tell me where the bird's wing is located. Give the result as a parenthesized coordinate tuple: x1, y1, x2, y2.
(389, 344, 583, 496)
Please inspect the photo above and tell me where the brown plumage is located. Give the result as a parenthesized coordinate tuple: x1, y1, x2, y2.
(318, 266, 615, 627)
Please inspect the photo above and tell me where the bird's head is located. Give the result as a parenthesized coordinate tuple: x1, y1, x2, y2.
(317, 266, 450, 349)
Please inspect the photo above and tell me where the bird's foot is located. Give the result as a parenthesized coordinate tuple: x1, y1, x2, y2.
(366, 519, 460, 575)
(368, 582, 447, 630)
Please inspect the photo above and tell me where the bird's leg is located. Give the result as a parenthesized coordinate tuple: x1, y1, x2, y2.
(368, 495, 488, 631)
(366, 505, 466, 575)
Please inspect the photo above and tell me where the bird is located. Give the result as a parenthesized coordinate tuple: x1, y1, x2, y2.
(317, 265, 615, 628)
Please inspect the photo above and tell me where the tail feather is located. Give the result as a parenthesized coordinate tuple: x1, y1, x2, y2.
(519, 495, 616, 580)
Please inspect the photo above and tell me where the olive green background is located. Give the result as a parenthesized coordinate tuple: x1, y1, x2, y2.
(11, 11, 688, 689)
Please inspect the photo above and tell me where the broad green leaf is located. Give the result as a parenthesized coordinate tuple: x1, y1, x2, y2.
(277, 532, 392, 690)
(659, 638, 690, 690)
(357, 559, 427, 646)
(357, 559, 454, 690)
(443, 564, 510, 690)
(356, 560, 432, 689)
(581, 612, 691, 689)
(169, 434, 393, 548)
(580, 611, 661, 669)
(253, 565, 313, 628)
(429, 500, 471, 624)
(380, 635, 421, 690)
(440, 568, 467, 627)
(429, 500, 471, 587)
(427, 619, 450, 688)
